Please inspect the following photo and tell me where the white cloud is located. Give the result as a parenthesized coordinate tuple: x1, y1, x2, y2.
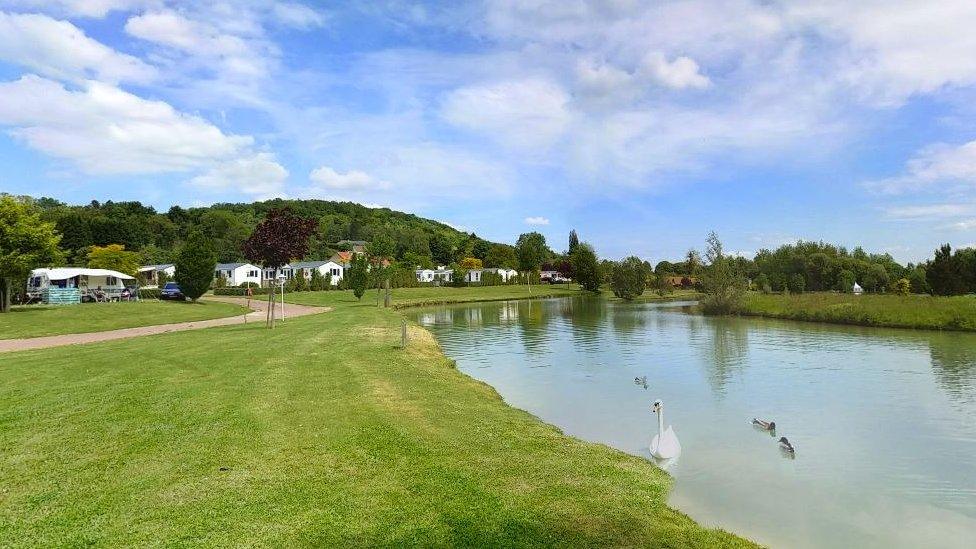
(441, 78, 571, 150)
(950, 219, 976, 230)
(640, 52, 710, 90)
(0, 0, 151, 18)
(125, 9, 272, 79)
(868, 141, 976, 194)
(0, 75, 253, 174)
(272, 2, 327, 29)
(0, 12, 157, 84)
(189, 152, 288, 197)
(524, 216, 550, 225)
(308, 166, 388, 190)
(883, 204, 973, 219)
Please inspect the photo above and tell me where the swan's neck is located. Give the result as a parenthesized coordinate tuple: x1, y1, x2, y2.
(657, 408, 664, 436)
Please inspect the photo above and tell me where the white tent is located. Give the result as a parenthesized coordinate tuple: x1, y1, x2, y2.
(28, 268, 135, 295)
(852, 282, 864, 295)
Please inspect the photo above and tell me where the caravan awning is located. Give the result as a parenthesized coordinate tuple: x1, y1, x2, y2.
(33, 268, 135, 281)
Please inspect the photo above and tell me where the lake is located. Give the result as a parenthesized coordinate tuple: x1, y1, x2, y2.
(406, 296, 976, 548)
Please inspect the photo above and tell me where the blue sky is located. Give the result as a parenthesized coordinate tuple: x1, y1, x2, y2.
(0, 1, 975, 263)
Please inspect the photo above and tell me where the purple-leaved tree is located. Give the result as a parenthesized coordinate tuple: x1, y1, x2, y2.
(242, 208, 318, 327)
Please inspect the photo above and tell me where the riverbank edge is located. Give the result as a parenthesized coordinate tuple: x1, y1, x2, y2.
(399, 293, 757, 546)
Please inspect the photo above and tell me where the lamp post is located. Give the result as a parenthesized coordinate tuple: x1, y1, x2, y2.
(277, 273, 287, 321)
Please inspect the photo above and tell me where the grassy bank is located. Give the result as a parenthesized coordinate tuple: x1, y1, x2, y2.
(740, 292, 976, 331)
(286, 284, 583, 309)
(0, 300, 248, 339)
(0, 289, 751, 547)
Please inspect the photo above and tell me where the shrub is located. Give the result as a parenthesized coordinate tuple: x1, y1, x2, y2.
(789, 273, 806, 293)
(894, 277, 911, 295)
(138, 288, 161, 300)
(610, 256, 647, 300)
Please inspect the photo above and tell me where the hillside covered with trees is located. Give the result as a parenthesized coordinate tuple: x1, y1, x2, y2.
(28, 197, 521, 270)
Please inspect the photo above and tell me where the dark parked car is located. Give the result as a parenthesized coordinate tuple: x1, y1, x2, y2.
(160, 282, 186, 301)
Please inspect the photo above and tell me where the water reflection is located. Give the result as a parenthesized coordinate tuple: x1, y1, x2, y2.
(409, 297, 976, 548)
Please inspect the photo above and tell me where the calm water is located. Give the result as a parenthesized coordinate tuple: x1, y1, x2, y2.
(407, 297, 976, 548)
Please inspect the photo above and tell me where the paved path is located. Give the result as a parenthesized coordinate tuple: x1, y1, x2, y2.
(0, 296, 331, 354)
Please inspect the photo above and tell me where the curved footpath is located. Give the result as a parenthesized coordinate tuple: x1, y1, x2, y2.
(0, 296, 331, 354)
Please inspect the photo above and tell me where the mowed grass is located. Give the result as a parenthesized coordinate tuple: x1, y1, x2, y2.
(0, 300, 248, 339)
(286, 284, 583, 309)
(741, 292, 976, 331)
(0, 292, 752, 547)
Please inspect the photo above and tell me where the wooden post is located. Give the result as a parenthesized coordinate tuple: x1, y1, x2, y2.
(384, 278, 391, 308)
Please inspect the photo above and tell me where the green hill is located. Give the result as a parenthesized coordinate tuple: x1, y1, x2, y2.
(30, 197, 509, 268)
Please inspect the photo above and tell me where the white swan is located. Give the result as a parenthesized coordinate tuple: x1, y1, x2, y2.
(650, 400, 681, 459)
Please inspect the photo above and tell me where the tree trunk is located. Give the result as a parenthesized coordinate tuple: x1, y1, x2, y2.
(266, 288, 275, 328)
(384, 278, 391, 308)
(0, 277, 10, 313)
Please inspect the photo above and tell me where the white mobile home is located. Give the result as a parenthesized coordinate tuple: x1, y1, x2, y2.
(483, 268, 518, 282)
(416, 266, 453, 284)
(215, 263, 261, 287)
(137, 264, 175, 286)
(464, 269, 483, 283)
(290, 260, 344, 285)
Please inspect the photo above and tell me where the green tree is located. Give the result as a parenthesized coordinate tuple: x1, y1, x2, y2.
(347, 253, 369, 300)
(86, 244, 141, 276)
(700, 231, 747, 315)
(0, 195, 64, 312)
(837, 269, 856, 292)
(907, 266, 929, 294)
(927, 244, 960, 296)
(484, 243, 518, 268)
(174, 229, 217, 302)
(754, 272, 771, 293)
(450, 262, 468, 287)
(652, 273, 674, 296)
(310, 269, 326, 291)
(571, 243, 601, 293)
(429, 233, 454, 265)
(610, 256, 647, 300)
(789, 273, 806, 293)
(568, 229, 580, 255)
(516, 232, 549, 273)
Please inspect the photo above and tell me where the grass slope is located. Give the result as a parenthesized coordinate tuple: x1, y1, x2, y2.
(0, 301, 248, 339)
(740, 292, 976, 331)
(0, 291, 752, 547)
(286, 284, 583, 309)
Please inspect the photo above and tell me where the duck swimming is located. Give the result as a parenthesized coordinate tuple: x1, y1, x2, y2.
(778, 437, 795, 455)
(634, 376, 648, 388)
(752, 418, 776, 431)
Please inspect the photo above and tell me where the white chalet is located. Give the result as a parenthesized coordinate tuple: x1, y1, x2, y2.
(215, 263, 261, 287)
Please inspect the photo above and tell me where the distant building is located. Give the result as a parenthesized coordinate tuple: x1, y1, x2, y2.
(137, 264, 175, 286)
(215, 263, 261, 287)
(416, 266, 453, 284)
(336, 240, 368, 253)
(483, 268, 518, 282)
(853, 282, 864, 295)
(290, 260, 344, 285)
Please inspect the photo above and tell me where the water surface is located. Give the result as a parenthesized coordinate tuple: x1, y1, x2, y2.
(407, 297, 976, 548)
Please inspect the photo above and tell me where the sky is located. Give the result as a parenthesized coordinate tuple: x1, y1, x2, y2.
(0, 1, 975, 263)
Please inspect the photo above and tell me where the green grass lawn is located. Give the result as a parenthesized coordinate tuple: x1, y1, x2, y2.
(0, 289, 752, 547)
(740, 292, 976, 331)
(286, 284, 584, 309)
(0, 300, 248, 339)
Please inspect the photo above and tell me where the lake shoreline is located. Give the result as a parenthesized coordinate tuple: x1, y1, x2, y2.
(732, 292, 976, 333)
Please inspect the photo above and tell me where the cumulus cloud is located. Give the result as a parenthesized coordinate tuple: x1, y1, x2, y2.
(189, 152, 288, 197)
(0, 75, 252, 174)
(640, 52, 710, 90)
(0, 12, 157, 84)
(524, 216, 550, 225)
(308, 166, 388, 190)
